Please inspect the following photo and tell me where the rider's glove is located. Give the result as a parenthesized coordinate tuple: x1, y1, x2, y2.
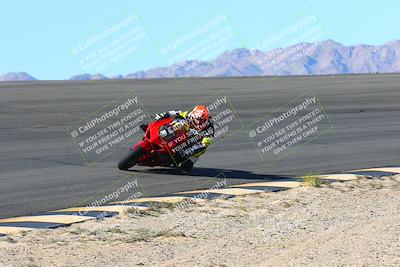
(153, 110, 182, 121)
(168, 110, 182, 117)
(153, 113, 165, 121)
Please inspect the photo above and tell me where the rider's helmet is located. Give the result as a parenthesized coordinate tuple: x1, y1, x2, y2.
(188, 105, 210, 130)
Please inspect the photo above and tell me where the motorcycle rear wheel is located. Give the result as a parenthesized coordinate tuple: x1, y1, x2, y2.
(118, 146, 146, 170)
(180, 160, 194, 172)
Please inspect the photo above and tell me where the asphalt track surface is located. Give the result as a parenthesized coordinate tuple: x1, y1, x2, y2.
(0, 74, 399, 219)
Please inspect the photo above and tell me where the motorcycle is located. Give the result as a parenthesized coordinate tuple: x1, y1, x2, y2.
(118, 117, 200, 172)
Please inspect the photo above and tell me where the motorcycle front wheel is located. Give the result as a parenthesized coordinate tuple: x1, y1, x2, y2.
(117, 146, 146, 170)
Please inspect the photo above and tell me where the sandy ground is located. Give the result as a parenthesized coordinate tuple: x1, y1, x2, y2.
(1, 175, 399, 267)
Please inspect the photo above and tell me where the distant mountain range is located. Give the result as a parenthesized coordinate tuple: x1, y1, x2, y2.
(0, 72, 37, 81)
(2, 39, 400, 81)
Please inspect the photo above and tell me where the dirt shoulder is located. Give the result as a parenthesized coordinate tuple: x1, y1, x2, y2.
(1, 175, 400, 267)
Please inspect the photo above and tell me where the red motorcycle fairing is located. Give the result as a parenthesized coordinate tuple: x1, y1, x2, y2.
(131, 117, 189, 167)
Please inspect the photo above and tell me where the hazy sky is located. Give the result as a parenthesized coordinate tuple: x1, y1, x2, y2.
(1, 0, 398, 79)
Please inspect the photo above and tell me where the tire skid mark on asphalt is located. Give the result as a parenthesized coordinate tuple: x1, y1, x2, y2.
(0, 166, 398, 236)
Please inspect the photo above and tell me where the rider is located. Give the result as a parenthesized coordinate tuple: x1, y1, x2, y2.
(150, 105, 214, 170)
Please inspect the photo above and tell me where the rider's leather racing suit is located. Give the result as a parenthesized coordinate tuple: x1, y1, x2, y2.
(153, 110, 215, 168)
